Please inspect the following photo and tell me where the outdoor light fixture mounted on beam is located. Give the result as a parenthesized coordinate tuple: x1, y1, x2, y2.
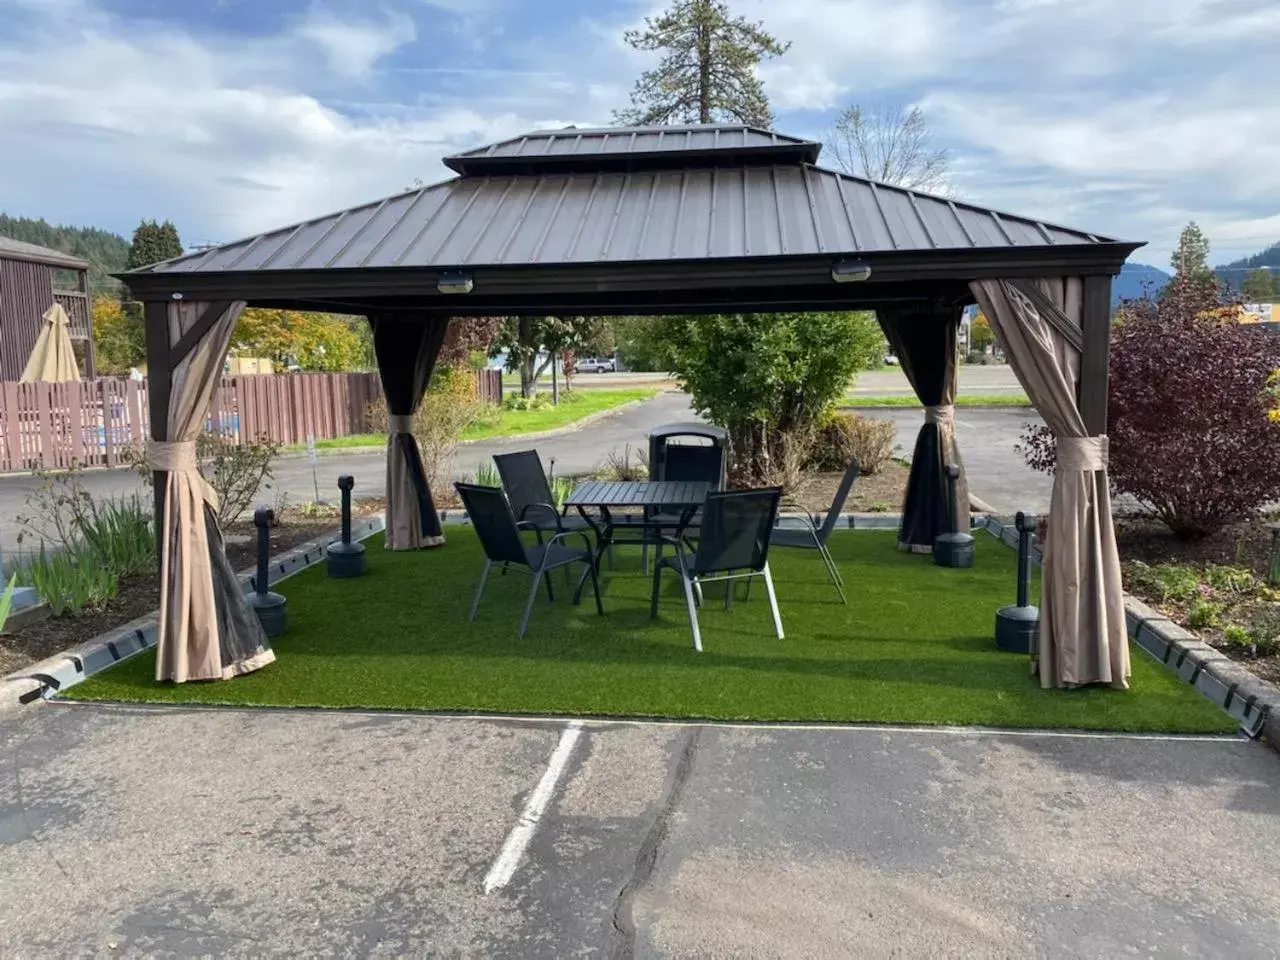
(437, 270, 474, 294)
(831, 260, 872, 283)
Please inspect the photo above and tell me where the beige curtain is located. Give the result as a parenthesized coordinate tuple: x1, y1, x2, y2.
(20, 303, 80, 383)
(972, 279, 1129, 689)
(150, 300, 275, 683)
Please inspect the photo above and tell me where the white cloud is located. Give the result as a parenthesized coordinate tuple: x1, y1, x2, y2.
(296, 7, 416, 77)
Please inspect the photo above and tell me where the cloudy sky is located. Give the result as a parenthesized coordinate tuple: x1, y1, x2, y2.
(1, 0, 1276, 268)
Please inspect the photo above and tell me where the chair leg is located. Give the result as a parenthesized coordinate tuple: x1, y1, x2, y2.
(761, 563, 784, 640)
(587, 558, 604, 616)
(642, 541, 649, 575)
(819, 544, 847, 604)
(518, 569, 544, 639)
(681, 573, 703, 652)
(724, 571, 733, 610)
(650, 558, 664, 618)
(468, 560, 492, 621)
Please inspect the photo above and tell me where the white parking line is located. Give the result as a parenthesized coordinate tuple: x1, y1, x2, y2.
(483, 720, 584, 894)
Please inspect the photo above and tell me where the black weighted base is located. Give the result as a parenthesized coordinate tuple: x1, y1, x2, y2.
(251, 592, 288, 637)
(995, 604, 1039, 653)
(326, 541, 367, 578)
(933, 532, 975, 568)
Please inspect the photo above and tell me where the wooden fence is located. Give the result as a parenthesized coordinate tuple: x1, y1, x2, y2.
(0, 369, 504, 472)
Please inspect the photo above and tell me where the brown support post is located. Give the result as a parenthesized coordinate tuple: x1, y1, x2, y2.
(145, 299, 172, 559)
(1078, 275, 1112, 435)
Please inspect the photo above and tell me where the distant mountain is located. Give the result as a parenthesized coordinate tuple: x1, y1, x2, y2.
(0, 213, 130, 294)
(1215, 241, 1280, 291)
(1113, 262, 1170, 306)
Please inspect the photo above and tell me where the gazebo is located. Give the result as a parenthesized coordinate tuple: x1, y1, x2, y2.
(120, 123, 1140, 692)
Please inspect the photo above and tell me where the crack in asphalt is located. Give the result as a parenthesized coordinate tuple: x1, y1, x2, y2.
(607, 726, 701, 960)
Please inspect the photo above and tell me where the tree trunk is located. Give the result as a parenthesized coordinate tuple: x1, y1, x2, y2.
(518, 316, 538, 398)
(697, 16, 711, 123)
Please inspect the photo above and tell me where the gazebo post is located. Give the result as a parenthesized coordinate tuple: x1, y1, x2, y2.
(1078, 276, 1113, 431)
(144, 298, 172, 557)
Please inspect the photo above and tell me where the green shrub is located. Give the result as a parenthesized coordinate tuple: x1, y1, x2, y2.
(1187, 600, 1223, 629)
(1204, 564, 1259, 595)
(808, 409, 894, 475)
(1221, 623, 1257, 652)
(1126, 561, 1202, 603)
(1247, 609, 1280, 657)
(78, 495, 156, 581)
(502, 394, 553, 412)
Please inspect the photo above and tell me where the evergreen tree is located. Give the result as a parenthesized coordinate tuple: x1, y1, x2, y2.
(127, 219, 184, 270)
(1241, 267, 1277, 302)
(614, 0, 789, 127)
(0, 213, 130, 292)
(1170, 222, 1212, 282)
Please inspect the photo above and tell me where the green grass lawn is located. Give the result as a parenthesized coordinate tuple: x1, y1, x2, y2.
(844, 394, 1033, 407)
(301, 388, 658, 451)
(459, 388, 657, 441)
(67, 529, 1233, 733)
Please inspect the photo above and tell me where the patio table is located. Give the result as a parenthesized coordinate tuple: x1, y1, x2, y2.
(564, 480, 710, 595)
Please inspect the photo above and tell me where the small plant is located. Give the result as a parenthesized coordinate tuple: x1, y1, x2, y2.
(0, 573, 17, 632)
(1247, 609, 1280, 657)
(473, 461, 500, 488)
(1221, 623, 1258, 654)
(15, 463, 97, 550)
(596, 444, 649, 482)
(550, 476, 575, 511)
(1203, 564, 1259, 596)
(1126, 561, 1201, 603)
(18, 543, 118, 617)
(294, 501, 340, 520)
(1187, 599, 1223, 629)
(78, 496, 156, 581)
(502, 393, 553, 412)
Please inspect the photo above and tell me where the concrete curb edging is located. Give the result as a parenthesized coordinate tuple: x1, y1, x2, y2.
(979, 515, 1280, 744)
(0, 516, 387, 713)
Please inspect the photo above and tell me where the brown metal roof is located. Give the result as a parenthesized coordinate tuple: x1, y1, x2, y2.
(139, 164, 1116, 277)
(0, 235, 90, 271)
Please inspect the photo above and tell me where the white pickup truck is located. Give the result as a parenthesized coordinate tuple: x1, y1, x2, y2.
(576, 356, 617, 373)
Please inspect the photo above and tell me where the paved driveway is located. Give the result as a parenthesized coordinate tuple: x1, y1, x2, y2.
(3, 703, 1278, 957)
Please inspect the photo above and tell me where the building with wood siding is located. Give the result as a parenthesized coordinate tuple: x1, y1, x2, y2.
(0, 236, 94, 379)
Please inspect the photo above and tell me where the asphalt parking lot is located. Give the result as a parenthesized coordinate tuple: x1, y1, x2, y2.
(3, 702, 1279, 958)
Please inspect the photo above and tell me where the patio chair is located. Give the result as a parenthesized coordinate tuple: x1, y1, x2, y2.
(642, 441, 725, 571)
(771, 458, 860, 604)
(650, 487, 784, 652)
(493, 449, 593, 537)
(455, 483, 603, 639)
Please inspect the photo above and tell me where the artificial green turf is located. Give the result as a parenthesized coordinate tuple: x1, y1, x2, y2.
(843, 394, 1033, 407)
(66, 530, 1234, 733)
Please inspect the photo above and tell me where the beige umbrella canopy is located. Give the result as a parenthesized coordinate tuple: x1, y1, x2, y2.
(19, 303, 80, 383)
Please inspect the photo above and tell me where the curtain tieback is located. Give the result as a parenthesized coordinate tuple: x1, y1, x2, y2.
(389, 414, 414, 434)
(148, 440, 220, 509)
(1058, 435, 1108, 472)
(925, 404, 956, 427)
(148, 440, 198, 473)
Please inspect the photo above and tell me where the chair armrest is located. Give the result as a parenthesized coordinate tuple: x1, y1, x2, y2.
(545, 529, 596, 554)
(519, 502, 565, 531)
(779, 497, 821, 531)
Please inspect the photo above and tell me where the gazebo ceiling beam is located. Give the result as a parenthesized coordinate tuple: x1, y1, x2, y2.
(122, 245, 1140, 305)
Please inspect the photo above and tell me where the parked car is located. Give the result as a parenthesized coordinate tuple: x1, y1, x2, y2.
(884, 354, 899, 366)
(576, 356, 617, 373)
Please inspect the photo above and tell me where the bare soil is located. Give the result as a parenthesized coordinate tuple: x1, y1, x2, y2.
(790, 462, 910, 515)
(0, 503, 374, 678)
(1115, 516, 1280, 684)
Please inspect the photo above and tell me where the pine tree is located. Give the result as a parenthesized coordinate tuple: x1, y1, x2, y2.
(127, 219, 184, 270)
(1241, 267, 1277, 302)
(1170, 222, 1212, 282)
(614, 0, 789, 127)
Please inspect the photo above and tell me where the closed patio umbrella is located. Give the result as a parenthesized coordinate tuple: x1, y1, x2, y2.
(19, 303, 80, 383)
